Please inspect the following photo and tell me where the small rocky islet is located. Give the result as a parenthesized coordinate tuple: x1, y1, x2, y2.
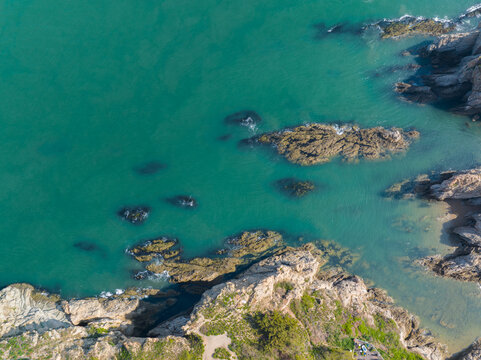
(242, 123, 419, 166)
(166, 195, 198, 209)
(118, 206, 150, 224)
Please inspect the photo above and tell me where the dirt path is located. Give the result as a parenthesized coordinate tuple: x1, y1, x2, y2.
(201, 333, 237, 360)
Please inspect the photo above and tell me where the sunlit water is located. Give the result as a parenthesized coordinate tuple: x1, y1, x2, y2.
(0, 0, 480, 352)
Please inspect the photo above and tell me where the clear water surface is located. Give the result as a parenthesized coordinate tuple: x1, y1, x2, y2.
(0, 0, 480, 351)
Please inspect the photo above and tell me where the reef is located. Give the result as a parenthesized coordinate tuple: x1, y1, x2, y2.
(133, 161, 165, 175)
(243, 123, 419, 166)
(274, 178, 316, 198)
(118, 206, 150, 224)
(0, 244, 455, 360)
(386, 167, 481, 284)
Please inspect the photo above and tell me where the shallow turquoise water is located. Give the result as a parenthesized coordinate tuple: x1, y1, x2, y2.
(0, 0, 481, 351)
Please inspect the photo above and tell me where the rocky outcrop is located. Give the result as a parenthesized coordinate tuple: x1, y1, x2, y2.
(274, 178, 316, 198)
(386, 167, 481, 284)
(449, 338, 481, 360)
(128, 230, 284, 284)
(373, 16, 455, 39)
(118, 206, 150, 224)
(243, 123, 419, 166)
(394, 29, 481, 117)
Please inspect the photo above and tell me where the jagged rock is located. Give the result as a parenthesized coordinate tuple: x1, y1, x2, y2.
(128, 237, 179, 262)
(418, 248, 481, 283)
(430, 168, 481, 200)
(224, 110, 261, 127)
(0, 284, 69, 338)
(244, 123, 419, 166)
(129, 230, 284, 284)
(118, 206, 150, 224)
(454, 213, 481, 247)
(395, 29, 481, 116)
(449, 338, 481, 360)
(166, 195, 198, 208)
(376, 17, 455, 39)
(63, 297, 140, 327)
(395, 82, 438, 103)
(274, 178, 316, 198)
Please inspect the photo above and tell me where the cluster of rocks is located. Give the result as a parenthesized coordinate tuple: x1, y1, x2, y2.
(395, 29, 481, 117)
(386, 167, 481, 284)
(128, 230, 284, 284)
(118, 206, 151, 224)
(243, 123, 419, 166)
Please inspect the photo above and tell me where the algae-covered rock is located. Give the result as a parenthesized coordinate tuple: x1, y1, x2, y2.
(128, 231, 284, 284)
(225, 230, 283, 258)
(128, 237, 178, 262)
(245, 123, 419, 166)
(378, 17, 455, 39)
(274, 178, 316, 198)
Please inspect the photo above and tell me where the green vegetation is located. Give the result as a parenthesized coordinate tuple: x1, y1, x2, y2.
(87, 326, 109, 338)
(274, 281, 294, 292)
(213, 347, 231, 359)
(0, 336, 35, 360)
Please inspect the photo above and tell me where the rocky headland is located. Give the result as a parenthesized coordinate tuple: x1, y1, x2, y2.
(242, 123, 419, 166)
(395, 28, 481, 117)
(0, 243, 464, 360)
(386, 167, 481, 284)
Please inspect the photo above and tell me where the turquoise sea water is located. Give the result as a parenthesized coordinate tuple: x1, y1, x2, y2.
(1, 0, 481, 351)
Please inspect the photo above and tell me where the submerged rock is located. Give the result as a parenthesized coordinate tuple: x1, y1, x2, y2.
(73, 241, 99, 252)
(224, 110, 261, 127)
(166, 195, 198, 209)
(133, 161, 165, 175)
(244, 123, 419, 166)
(274, 178, 316, 198)
(118, 207, 150, 224)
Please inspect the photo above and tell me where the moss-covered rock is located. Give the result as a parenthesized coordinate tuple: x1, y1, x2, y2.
(379, 18, 455, 39)
(245, 123, 419, 166)
(274, 178, 316, 198)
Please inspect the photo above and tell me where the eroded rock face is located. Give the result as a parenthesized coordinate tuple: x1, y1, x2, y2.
(0, 284, 69, 338)
(395, 30, 481, 116)
(387, 167, 481, 284)
(244, 123, 419, 166)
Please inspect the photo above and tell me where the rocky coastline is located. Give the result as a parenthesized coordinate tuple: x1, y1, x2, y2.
(386, 167, 481, 284)
(0, 243, 466, 360)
